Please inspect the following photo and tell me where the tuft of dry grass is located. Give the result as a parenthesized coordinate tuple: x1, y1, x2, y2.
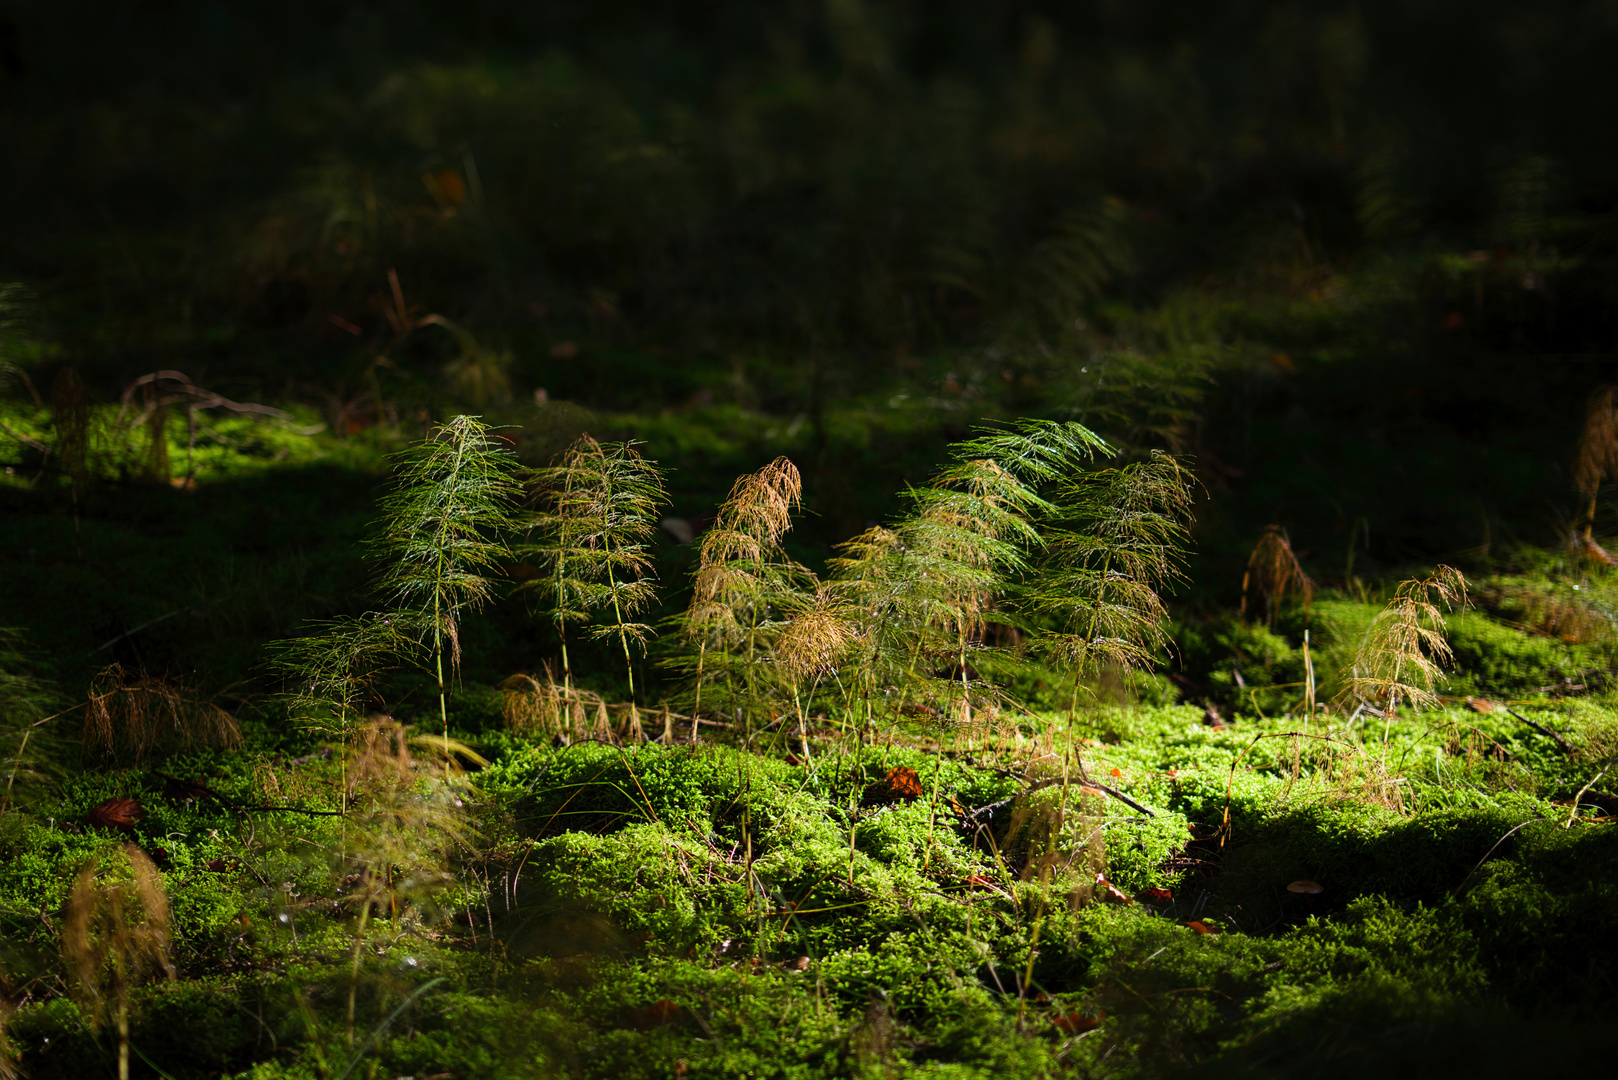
(501, 670, 648, 743)
(83, 664, 241, 762)
(62, 845, 175, 1080)
(1240, 525, 1313, 624)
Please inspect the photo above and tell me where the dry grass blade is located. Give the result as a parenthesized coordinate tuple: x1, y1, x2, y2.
(1239, 525, 1313, 624)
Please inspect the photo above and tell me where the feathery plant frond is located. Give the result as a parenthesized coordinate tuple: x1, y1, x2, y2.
(832, 425, 1061, 728)
(62, 845, 175, 1080)
(521, 434, 667, 723)
(372, 414, 520, 756)
(832, 419, 1192, 729)
(272, 614, 421, 737)
(1020, 198, 1135, 333)
(1337, 566, 1468, 724)
(1239, 525, 1314, 625)
(675, 457, 814, 737)
(1021, 449, 1193, 687)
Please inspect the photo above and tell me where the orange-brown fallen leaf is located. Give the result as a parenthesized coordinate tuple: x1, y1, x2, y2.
(1095, 874, 1133, 905)
(85, 797, 143, 831)
(1053, 1009, 1106, 1035)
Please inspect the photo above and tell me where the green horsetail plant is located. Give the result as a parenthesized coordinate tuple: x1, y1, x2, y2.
(1013, 440, 1194, 717)
(271, 615, 420, 809)
(520, 435, 666, 735)
(831, 429, 1058, 732)
(372, 415, 519, 761)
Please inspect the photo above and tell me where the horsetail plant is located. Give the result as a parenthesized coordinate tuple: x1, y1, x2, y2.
(371, 415, 519, 765)
(521, 435, 666, 734)
(1014, 441, 1194, 718)
(676, 457, 812, 741)
(1337, 565, 1468, 746)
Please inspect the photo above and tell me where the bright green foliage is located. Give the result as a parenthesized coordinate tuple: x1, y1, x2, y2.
(521, 435, 668, 710)
(370, 415, 520, 748)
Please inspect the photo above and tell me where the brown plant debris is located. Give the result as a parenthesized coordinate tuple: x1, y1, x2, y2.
(1239, 525, 1313, 624)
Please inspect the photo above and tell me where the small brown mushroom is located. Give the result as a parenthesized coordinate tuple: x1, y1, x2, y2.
(1286, 880, 1324, 895)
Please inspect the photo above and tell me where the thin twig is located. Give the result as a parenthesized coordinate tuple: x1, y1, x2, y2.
(1503, 706, 1573, 754)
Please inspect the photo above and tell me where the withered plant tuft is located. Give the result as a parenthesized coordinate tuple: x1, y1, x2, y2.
(1239, 524, 1313, 624)
(62, 845, 175, 1080)
(82, 663, 240, 762)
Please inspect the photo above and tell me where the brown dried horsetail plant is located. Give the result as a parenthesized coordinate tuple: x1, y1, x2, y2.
(830, 448, 1043, 736)
(943, 421, 1192, 724)
(500, 668, 610, 743)
(1239, 524, 1313, 624)
(677, 457, 812, 740)
(1572, 385, 1618, 552)
(62, 845, 176, 1080)
(337, 716, 478, 1045)
(518, 434, 667, 732)
(1336, 565, 1468, 743)
(82, 663, 240, 762)
(773, 585, 857, 763)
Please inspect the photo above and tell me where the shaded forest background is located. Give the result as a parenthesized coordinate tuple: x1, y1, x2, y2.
(5, 0, 1618, 668)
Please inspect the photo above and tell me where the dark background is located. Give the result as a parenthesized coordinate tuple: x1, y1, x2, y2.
(4, 0, 1618, 689)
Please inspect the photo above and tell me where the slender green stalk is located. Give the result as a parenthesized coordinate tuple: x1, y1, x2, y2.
(372, 415, 518, 767)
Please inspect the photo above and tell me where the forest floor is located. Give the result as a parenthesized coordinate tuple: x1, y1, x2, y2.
(2, 406, 1617, 1079)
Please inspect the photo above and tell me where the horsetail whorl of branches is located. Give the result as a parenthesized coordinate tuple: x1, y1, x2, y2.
(831, 419, 1193, 723)
(1337, 565, 1467, 720)
(370, 415, 520, 756)
(991, 423, 1192, 693)
(522, 434, 667, 718)
(678, 457, 811, 735)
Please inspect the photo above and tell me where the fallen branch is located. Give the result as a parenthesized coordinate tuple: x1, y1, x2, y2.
(1503, 706, 1574, 754)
